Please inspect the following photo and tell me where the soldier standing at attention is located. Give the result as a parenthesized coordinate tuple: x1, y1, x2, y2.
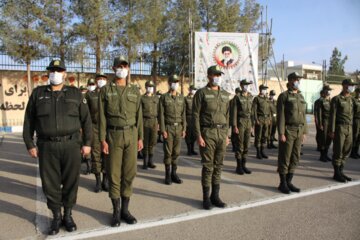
(159, 74, 186, 185)
(23, 59, 92, 235)
(193, 65, 230, 210)
(141, 80, 158, 169)
(185, 85, 198, 156)
(99, 56, 143, 227)
(313, 92, 322, 151)
(350, 87, 360, 159)
(316, 85, 333, 162)
(156, 91, 164, 143)
(232, 79, 253, 175)
(267, 90, 277, 149)
(85, 73, 109, 192)
(253, 84, 270, 159)
(277, 72, 308, 194)
(230, 87, 241, 152)
(329, 79, 357, 182)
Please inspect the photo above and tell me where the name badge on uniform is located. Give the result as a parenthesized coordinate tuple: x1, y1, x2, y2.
(205, 95, 215, 99)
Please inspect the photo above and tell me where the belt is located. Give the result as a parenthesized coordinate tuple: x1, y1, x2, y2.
(201, 124, 227, 129)
(38, 133, 76, 142)
(107, 125, 134, 130)
(166, 122, 182, 126)
(286, 124, 304, 128)
(144, 116, 157, 119)
(336, 121, 352, 125)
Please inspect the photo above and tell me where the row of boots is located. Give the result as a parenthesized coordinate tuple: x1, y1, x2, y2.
(165, 165, 183, 185)
(94, 173, 109, 193)
(202, 184, 226, 210)
(187, 143, 198, 156)
(319, 148, 332, 162)
(142, 154, 156, 169)
(333, 164, 352, 183)
(110, 197, 137, 227)
(235, 158, 252, 175)
(278, 173, 300, 194)
(48, 207, 77, 235)
(256, 146, 268, 159)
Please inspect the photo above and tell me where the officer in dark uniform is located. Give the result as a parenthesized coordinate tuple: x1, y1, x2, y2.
(141, 80, 158, 169)
(193, 65, 230, 210)
(185, 85, 198, 155)
(277, 72, 308, 194)
(232, 79, 253, 175)
(253, 84, 270, 159)
(156, 91, 163, 143)
(230, 87, 241, 152)
(350, 87, 360, 158)
(80, 85, 87, 96)
(329, 79, 357, 182)
(316, 85, 333, 162)
(85, 73, 109, 192)
(267, 90, 277, 149)
(23, 59, 92, 235)
(314, 91, 323, 151)
(159, 74, 186, 185)
(99, 56, 143, 227)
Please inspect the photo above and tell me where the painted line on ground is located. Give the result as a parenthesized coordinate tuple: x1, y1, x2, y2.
(48, 180, 360, 240)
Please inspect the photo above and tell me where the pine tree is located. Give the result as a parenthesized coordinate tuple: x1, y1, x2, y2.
(328, 47, 348, 82)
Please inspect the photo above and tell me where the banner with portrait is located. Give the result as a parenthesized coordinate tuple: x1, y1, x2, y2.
(194, 32, 259, 95)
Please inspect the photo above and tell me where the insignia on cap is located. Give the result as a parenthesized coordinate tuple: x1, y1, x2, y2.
(83, 98, 87, 104)
(54, 60, 60, 66)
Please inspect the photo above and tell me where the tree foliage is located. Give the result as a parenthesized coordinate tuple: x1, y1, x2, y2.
(327, 47, 348, 83)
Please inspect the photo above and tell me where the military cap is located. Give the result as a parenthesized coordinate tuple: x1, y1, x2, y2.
(259, 84, 269, 90)
(113, 56, 128, 67)
(79, 85, 87, 91)
(189, 85, 197, 90)
(287, 72, 303, 80)
(87, 78, 96, 85)
(145, 80, 155, 87)
(342, 78, 358, 85)
(322, 85, 333, 91)
(207, 65, 224, 75)
(168, 74, 180, 82)
(95, 72, 107, 79)
(47, 59, 66, 71)
(269, 90, 276, 96)
(240, 79, 252, 85)
(235, 87, 241, 94)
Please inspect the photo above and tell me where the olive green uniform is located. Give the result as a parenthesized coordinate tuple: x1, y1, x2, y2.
(268, 99, 277, 143)
(314, 98, 321, 149)
(23, 85, 92, 210)
(229, 93, 239, 151)
(253, 95, 271, 147)
(352, 97, 360, 156)
(141, 94, 159, 156)
(98, 82, 143, 199)
(277, 90, 308, 174)
(329, 94, 353, 167)
(159, 92, 186, 165)
(232, 90, 252, 160)
(85, 89, 104, 173)
(315, 97, 332, 151)
(193, 86, 230, 187)
(185, 95, 196, 147)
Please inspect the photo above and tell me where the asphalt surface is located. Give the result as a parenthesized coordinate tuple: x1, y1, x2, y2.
(0, 120, 359, 240)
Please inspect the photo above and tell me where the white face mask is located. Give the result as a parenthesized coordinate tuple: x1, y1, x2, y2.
(97, 79, 107, 88)
(170, 82, 179, 91)
(243, 85, 248, 92)
(348, 86, 355, 93)
(261, 89, 267, 95)
(87, 85, 96, 92)
(191, 90, 197, 95)
(269, 95, 274, 100)
(213, 76, 222, 86)
(49, 72, 64, 85)
(115, 68, 128, 79)
(147, 87, 154, 93)
(327, 91, 331, 96)
(293, 81, 300, 89)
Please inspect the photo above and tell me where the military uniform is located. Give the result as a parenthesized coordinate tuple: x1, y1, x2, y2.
(185, 85, 198, 155)
(350, 88, 360, 158)
(159, 74, 186, 185)
(277, 72, 308, 194)
(230, 87, 241, 153)
(232, 80, 252, 175)
(267, 90, 277, 149)
(253, 84, 271, 159)
(313, 97, 322, 151)
(23, 59, 92, 235)
(330, 79, 357, 182)
(141, 80, 158, 169)
(193, 65, 230, 210)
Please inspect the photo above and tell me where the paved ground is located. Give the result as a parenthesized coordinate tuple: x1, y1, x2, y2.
(0, 120, 359, 240)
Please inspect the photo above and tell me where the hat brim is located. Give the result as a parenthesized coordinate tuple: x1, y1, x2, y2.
(210, 70, 224, 75)
(47, 66, 66, 71)
(241, 82, 252, 85)
(95, 74, 107, 79)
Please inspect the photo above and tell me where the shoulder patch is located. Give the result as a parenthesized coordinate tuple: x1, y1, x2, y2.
(83, 98, 87, 104)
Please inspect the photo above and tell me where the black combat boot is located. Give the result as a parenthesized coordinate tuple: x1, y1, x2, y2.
(142, 154, 148, 169)
(187, 143, 192, 156)
(256, 147, 262, 159)
(319, 149, 327, 162)
(85, 158, 91, 175)
(102, 172, 109, 192)
(267, 140, 272, 149)
(350, 148, 359, 159)
(48, 208, 62, 235)
(339, 164, 352, 181)
(121, 197, 137, 224)
(147, 154, 156, 169)
(95, 173, 102, 193)
(210, 184, 226, 208)
(191, 142, 198, 155)
(235, 157, 244, 175)
(260, 145, 268, 159)
(171, 165, 183, 184)
(242, 158, 252, 174)
(286, 173, 300, 192)
(333, 165, 347, 183)
(269, 140, 277, 149)
(324, 148, 332, 162)
(165, 165, 172, 185)
(111, 198, 121, 227)
(137, 151, 143, 159)
(278, 174, 290, 194)
(202, 186, 212, 210)
(63, 207, 77, 232)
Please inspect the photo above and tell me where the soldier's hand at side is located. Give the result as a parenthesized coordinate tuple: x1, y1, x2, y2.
(280, 134, 286, 142)
(329, 132, 335, 139)
(320, 126, 324, 131)
(182, 131, 186, 138)
(162, 131, 168, 139)
(28, 148, 38, 158)
(81, 146, 91, 157)
(302, 134, 306, 143)
(197, 136, 206, 147)
(137, 139, 144, 151)
(234, 127, 239, 134)
(226, 137, 230, 146)
(101, 141, 109, 155)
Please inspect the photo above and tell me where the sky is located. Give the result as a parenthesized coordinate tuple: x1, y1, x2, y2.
(257, 0, 360, 72)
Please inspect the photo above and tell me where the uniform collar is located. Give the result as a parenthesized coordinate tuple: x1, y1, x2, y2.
(46, 85, 68, 92)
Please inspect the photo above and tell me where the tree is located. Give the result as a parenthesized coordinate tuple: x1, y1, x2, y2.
(0, 0, 52, 95)
(238, 0, 261, 32)
(327, 47, 348, 83)
(199, 0, 217, 31)
(214, 0, 241, 32)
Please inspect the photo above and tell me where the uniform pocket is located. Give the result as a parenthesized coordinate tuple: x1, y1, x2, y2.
(65, 99, 80, 117)
(36, 99, 51, 117)
(106, 96, 120, 117)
